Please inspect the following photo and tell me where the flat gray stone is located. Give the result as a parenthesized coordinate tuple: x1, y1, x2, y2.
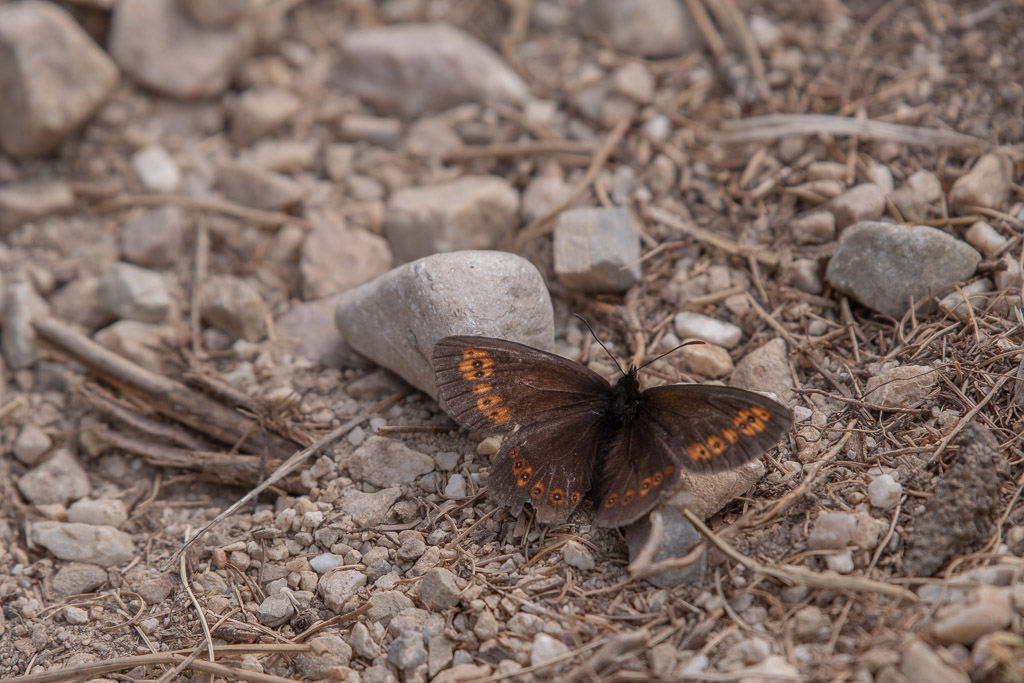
(579, 0, 701, 58)
(334, 250, 554, 399)
(0, 180, 74, 233)
(317, 570, 366, 613)
(825, 221, 981, 318)
(334, 22, 529, 119)
(17, 449, 91, 506)
(383, 176, 519, 263)
(201, 275, 269, 342)
(97, 263, 172, 324)
(553, 206, 642, 292)
(51, 562, 109, 599)
(347, 436, 434, 488)
(0, 1, 118, 158)
(32, 521, 134, 567)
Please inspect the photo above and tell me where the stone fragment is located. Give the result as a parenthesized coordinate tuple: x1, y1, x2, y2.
(230, 87, 302, 146)
(789, 211, 835, 245)
(257, 594, 295, 627)
(0, 1, 118, 158)
(347, 437, 434, 488)
(294, 635, 352, 679)
(530, 633, 570, 667)
(553, 206, 641, 292)
(674, 312, 742, 349)
(432, 663, 492, 683)
(0, 181, 74, 234)
(899, 639, 969, 683)
(419, 568, 461, 610)
(932, 585, 1013, 645)
(338, 487, 402, 527)
(367, 590, 414, 627)
(679, 343, 733, 378)
(863, 364, 937, 408)
(949, 154, 1013, 214)
(868, 474, 902, 510)
(109, 0, 255, 99)
(388, 629, 427, 670)
(215, 159, 304, 211)
(317, 570, 366, 613)
(120, 206, 186, 269)
(730, 338, 793, 406)
(334, 250, 554, 398)
(521, 173, 574, 223)
(13, 424, 52, 466)
(97, 262, 172, 324)
(50, 563, 108, 599)
(335, 23, 529, 119)
(579, 0, 701, 58)
(825, 221, 981, 318)
(244, 139, 318, 173)
(300, 209, 392, 299)
(938, 278, 993, 320)
(383, 176, 519, 263)
(1, 279, 49, 369)
(201, 275, 269, 342)
(611, 62, 655, 103)
(131, 146, 181, 193)
(338, 114, 402, 147)
(17, 449, 90, 506)
(830, 183, 886, 230)
(32, 521, 134, 567)
(68, 499, 128, 528)
(964, 221, 1007, 258)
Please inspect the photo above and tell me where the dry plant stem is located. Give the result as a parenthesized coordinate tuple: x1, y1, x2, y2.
(513, 116, 631, 250)
(563, 628, 651, 683)
(96, 193, 312, 229)
(191, 221, 210, 357)
(644, 205, 780, 267)
(706, 0, 768, 97)
(180, 526, 216, 666)
(33, 317, 297, 460)
(3, 646, 310, 683)
(164, 389, 405, 568)
(928, 372, 1012, 463)
(681, 508, 917, 602)
(627, 510, 705, 581)
(79, 384, 215, 451)
(717, 113, 993, 151)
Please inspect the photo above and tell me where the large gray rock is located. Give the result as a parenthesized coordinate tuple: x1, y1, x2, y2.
(335, 23, 529, 119)
(32, 522, 134, 568)
(825, 221, 981, 318)
(334, 251, 554, 398)
(0, 1, 119, 158)
(579, 0, 701, 58)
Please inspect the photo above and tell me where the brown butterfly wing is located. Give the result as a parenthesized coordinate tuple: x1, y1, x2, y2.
(487, 413, 605, 524)
(432, 335, 609, 435)
(593, 385, 792, 527)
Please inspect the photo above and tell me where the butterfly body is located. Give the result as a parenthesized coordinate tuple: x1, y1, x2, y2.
(432, 335, 792, 527)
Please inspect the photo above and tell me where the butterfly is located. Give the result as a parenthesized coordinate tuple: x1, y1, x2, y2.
(432, 335, 793, 527)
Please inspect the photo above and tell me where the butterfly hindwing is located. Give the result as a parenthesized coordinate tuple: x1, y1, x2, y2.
(432, 335, 609, 435)
(592, 384, 793, 527)
(487, 412, 605, 524)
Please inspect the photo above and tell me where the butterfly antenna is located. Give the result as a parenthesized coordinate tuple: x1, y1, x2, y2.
(574, 314, 627, 377)
(637, 339, 705, 371)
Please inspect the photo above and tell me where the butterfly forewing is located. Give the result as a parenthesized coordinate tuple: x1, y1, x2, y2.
(488, 413, 605, 524)
(432, 336, 609, 435)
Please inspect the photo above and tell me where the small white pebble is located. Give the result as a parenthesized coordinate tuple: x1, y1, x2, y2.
(674, 311, 743, 349)
(368, 417, 387, 431)
(868, 474, 902, 509)
(562, 540, 595, 570)
(964, 221, 1008, 258)
(825, 550, 854, 574)
(444, 473, 467, 498)
(309, 553, 342, 573)
(347, 425, 365, 446)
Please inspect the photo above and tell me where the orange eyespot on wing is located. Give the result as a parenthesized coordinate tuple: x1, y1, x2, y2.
(639, 477, 653, 496)
(687, 443, 711, 462)
(472, 383, 494, 394)
(722, 428, 740, 443)
(484, 406, 512, 424)
(549, 488, 565, 504)
(516, 467, 533, 486)
(621, 490, 635, 506)
(604, 493, 618, 508)
(570, 491, 582, 505)
(707, 435, 726, 454)
(530, 482, 545, 499)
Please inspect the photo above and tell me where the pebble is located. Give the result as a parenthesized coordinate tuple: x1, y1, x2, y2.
(825, 221, 981, 318)
(964, 221, 1007, 258)
(396, 531, 427, 561)
(317, 570, 366, 613)
(932, 585, 1013, 645)
(338, 486, 402, 528)
(97, 262, 172, 324)
(120, 206, 186, 269)
(17, 449, 91, 506)
(739, 654, 800, 682)
(444, 473, 468, 498)
(995, 254, 1023, 291)
(130, 146, 181, 193)
(388, 607, 445, 638)
(13, 424, 52, 466)
(789, 258, 824, 294)
(900, 639, 969, 683)
(257, 593, 295, 627)
(611, 62, 655, 104)
(67, 499, 128, 528)
(579, 0, 701, 58)
(345, 622, 380, 660)
(0, 180, 75, 234)
(388, 628, 427, 670)
(244, 139, 318, 173)
(730, 338, 794, 406)
(347, 436, 434, 487)
(419, 568, 462, 610)
(808, 511, 858, 550)
(32, 521, 134, 567)
(679, 343, 734, 378)
(432, 663, 492, 683)
(135, 574, 175, 604)
(473, 609, 499, 641)
(868, 474, 902, 510)
(521, 172, 575, 224)
(109, 0, 255, 99)
(63, 605, 90, 625)
(383, 175, 519, 263)
(1, 279, 49, 369)
(624, 505, 705, 588)
(200, 274, 269, 342)
(829, 183, 886, 230)
(300, 208, 392, 300)
(295, 635, 352, 679)
(336, 22, 528, 119)
(428, 631, 454, 677)
(367, 590, 414, 627)
(0, 1, 118, 158)
(553, 206, 642, 292)
(334, 250, 554, 399)
(530, 632, 570, 667)
(230, 87, 301, 146)
(508, 612, 545, 635)
(863, 364, 937, 408)
(562, 540, 595, 570)
(825, 550, 854, 574)
(338, 114, 402, 148)
(94, 321, 183, 373)
(50, 562, 109, 599)
(908, 170, 943, 202)
(434, 451, 461, 472)
(949, 153, 1013, 214)
(215, 159, 304, 211)
(792, 606, 829, 640)
(309, 554, 342, 574)
(675, 312, 743, 349)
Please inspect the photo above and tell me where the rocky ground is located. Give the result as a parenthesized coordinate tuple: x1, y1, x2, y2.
(2, 0, 1024, 681)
